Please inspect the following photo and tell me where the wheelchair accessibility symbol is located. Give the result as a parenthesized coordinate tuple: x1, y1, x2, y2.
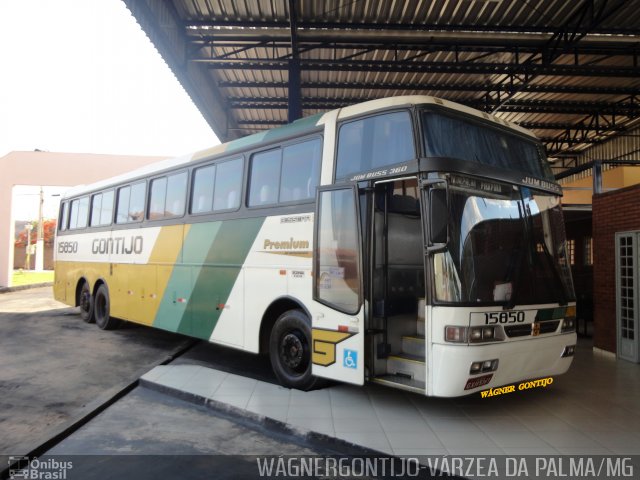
(343, 349, 357, 369)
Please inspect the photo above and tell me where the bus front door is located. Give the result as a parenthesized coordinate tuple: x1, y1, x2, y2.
(311, 185, 365, 385)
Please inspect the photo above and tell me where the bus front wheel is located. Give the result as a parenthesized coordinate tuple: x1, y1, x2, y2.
(79, 281, 94, 323)
(94, 284, 118, 330)
(269, 310, 318, 391)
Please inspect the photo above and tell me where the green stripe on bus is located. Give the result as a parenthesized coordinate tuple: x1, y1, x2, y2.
(224, 113, 323, 156)
(153, 222, 223, 332)
(177, 217, 264, 339)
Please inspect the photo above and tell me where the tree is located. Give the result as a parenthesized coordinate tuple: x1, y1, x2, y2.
(15, 219, 57, 247)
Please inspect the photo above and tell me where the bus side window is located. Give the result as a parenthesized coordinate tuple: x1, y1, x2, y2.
(249, 149, 281, 207)
(100, 190, 114, 225)
(149, 177, 167, 220)
(279, 138, 321, 203)
(191, 164, 215, 214)
(213, 157, 242, 211)
(59, 202, 69, 231)
(69, 196, 89, 230)
(149, 172, 186, 219)
(128, 182, 146, 222)
(90, 193, 103, 226)
(116, 186, 131, 224)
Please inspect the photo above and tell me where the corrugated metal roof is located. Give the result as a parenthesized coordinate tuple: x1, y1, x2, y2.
(124, 0, 640, 174)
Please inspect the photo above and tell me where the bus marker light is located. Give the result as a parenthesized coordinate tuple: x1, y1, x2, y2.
(338, 325, 348, 333)
(279, 269, 286, 275)
(177, 297, 187, 303)
(561, 317, 576, 332)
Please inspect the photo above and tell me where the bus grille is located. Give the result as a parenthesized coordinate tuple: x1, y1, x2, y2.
(504, 321, 560, 338)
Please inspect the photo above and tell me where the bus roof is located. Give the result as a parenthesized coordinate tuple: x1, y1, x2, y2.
(61, 95, 537, 199)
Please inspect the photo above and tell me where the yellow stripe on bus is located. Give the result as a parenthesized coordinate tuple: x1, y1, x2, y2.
(128, 224, 189, 325)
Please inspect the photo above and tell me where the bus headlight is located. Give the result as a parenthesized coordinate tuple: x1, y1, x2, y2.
(445, 326, 467, 343)
(469, 326, 501, 343)
(445, 326, 503, 343)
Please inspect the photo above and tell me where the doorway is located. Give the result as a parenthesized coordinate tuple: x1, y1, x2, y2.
(367, 178, 426, 391)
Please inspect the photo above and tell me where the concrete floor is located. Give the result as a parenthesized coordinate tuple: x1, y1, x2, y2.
(0, 287, 186, 460)
(141, 340, 640, 457)
(2, 286, 639, 474)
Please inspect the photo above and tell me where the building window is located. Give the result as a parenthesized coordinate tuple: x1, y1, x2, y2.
(567, 239, 575, 266)
(584, 236, 593, 266)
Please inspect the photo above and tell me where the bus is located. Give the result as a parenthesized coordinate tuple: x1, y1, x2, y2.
(54, 96, 577, 397)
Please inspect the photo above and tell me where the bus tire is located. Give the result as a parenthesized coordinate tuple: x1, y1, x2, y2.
(94, 284, 118, 330)
(269, 309, 318, 391)
(79, 281, 94, 323)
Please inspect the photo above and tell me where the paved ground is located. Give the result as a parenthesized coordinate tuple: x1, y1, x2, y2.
(0, 287, 187, 458)
(142, 339, 640, 457)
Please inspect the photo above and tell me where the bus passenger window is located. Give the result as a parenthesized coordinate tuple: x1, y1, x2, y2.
(149, 177, 167, 220)
(68, 199, 79, 229)
(249, 149, 280, 206)
(149, 172, 186, 219)
(191, 164, 215, 214)
(90, 193, 103, 226)
(116, 186, 131, 224)
(90, 190, 114, 227)
(116, 182, 146, 223)
(213, 157, 242, 211)
(280, 138, 321, 203)
(69, 196, 89, 230)
(129, 182, 146, 222)
(166, 172, 187, 216)
(100, 190, 114, 225)
(59, 202, 68, 231)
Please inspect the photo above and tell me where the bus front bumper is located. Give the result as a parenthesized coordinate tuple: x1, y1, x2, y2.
(430, 332, 577, 397)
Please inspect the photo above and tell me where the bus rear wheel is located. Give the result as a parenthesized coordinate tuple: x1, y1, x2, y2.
(79, 281, 94, 323)
(94, 284, 118, 330)
(269, 309, 318, 391)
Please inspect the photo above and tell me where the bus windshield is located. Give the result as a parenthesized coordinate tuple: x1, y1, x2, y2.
(433, 176, 575, 306)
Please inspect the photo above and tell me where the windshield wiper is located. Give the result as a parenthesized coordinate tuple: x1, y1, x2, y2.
(503, 202, 526, 310)
(536, 236, 569, 306)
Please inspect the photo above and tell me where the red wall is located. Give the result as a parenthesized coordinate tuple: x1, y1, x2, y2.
(592, 183, 640, 353)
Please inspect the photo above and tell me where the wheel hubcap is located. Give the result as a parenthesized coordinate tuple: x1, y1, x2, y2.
(280, 332, 306, 371)
(80, 291, 90, 312)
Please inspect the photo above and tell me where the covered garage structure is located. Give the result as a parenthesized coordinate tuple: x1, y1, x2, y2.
(123, 0, 640, 359)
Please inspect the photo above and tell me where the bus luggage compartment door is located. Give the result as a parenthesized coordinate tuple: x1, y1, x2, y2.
(311, 185, 365, 385)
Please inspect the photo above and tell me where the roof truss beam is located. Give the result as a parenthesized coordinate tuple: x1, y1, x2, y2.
(184, 19, 639, 36)
(199, 58, 640, 77)
(216, 80, 639, 96)
(227, 96, 640, 116)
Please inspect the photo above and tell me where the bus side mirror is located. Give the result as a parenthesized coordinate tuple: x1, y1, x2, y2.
(428, 188, 448, 248)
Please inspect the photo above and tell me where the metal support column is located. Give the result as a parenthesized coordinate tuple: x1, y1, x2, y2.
(287, 0, 302, 122)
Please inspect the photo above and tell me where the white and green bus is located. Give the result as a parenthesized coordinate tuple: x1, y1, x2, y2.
(54, 96, 577, 397)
